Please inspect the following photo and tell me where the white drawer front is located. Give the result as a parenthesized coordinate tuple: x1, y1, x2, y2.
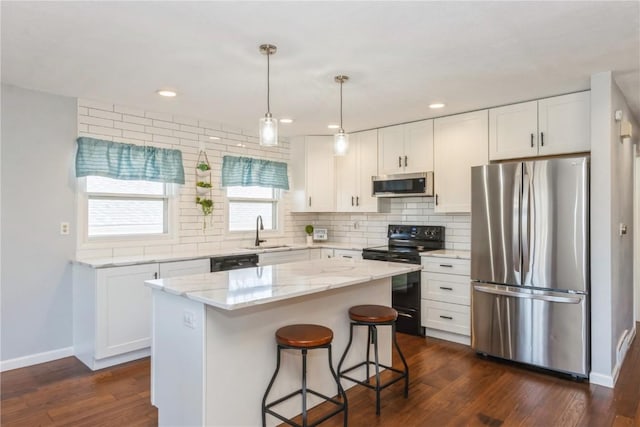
(421, 257, 470, 276)
(421, 299, 470, 336)
(422, 272, 470, 306)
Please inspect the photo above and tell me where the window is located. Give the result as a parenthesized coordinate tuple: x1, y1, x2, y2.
(226, 186, 280, 232)
(85, 176, 169, 237)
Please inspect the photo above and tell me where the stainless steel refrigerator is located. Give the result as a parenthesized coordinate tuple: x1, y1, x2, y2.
(470, 156, 589, 378)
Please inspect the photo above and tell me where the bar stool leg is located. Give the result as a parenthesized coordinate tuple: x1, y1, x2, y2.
(366, 325, 372, 380)
(262, 346, 282, 427)
(392, 323, 410, 398)
(371, 325, 382, 415)
(337, 323, 355, 378)
(301, 348, 308, 426)
(326, 345, 348, 427)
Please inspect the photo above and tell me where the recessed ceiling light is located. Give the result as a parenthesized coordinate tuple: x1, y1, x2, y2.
(280, 118, 293, 124)
(208, 136, 221, 140)
(429, 103, 445, 109)
(328, 124, 340, 129)
(156, 89, 177, 97)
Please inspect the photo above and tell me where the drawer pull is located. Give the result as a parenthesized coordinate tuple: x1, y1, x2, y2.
(397, 312, 413, 318)
(439, 315, 453, 320)
(439, 286, 453, 291)
(439, 264, 453, 268)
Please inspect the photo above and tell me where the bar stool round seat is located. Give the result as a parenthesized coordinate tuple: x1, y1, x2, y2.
(348, 305, 398, 323)
(262, 324, 347, 427)
(338, 304, 409, 416)
(276, 324, 333, 348)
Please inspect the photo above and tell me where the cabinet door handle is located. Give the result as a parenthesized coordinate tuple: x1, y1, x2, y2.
(351, 196, 354, 206)
(356, 196, 359, 206)
(530, 133, 534, 147)
(435, 194, 438, 206)
(439, 286, 453, 291)
(343, 255, 353, 259)
(404, 155, 408, 167)
(153, 272, 158, 279)
(439, 264, 453, 268)
(439, 315, 453, 320)
(308, 197, 312, 207)
(398, 156, 402, 168)
(540, 132, 544, 146)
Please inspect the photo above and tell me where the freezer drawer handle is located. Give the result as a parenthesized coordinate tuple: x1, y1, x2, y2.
(439, 286, 453, 291)
(439, 315, 453, 320)
(439, 264, 453, 268)
(473, 285, 583, 304)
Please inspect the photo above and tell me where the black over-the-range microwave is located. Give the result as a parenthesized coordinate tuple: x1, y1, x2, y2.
(371, 171, 434, 197)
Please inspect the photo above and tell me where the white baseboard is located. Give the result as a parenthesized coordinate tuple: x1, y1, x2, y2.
(589, 372, 615, 388)
(0, 346, 74, 372)
(589, 324, 637, 389)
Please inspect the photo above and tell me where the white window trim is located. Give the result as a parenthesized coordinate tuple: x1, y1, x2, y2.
(76, 179, 180, 251)
(223, 188, 285, 241)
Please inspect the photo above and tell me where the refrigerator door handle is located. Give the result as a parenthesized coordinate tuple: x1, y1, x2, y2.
(473, 284, 583, 304)
(521, 165, 531, 284)
(513, 165, 522, 279)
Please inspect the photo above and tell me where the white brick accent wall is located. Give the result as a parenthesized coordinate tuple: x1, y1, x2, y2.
(76, 98, 469, 259)
(76, 98, 316, 259)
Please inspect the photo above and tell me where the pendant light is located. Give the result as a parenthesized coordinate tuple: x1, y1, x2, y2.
(334, 75, 349, 156)
(259, 44, 278, 147)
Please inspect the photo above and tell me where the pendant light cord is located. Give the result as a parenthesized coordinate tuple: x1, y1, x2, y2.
(339, 79, 343, 132)
(266, 50, 271, 115)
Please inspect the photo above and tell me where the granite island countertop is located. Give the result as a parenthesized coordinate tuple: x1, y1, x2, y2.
(145, 257, 420, 310)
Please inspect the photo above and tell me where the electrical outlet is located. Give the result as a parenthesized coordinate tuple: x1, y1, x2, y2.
(60, 222, 70, 235)
(183, 311, 196, 329)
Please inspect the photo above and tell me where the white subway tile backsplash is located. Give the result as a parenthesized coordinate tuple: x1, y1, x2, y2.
(115, 105, 146, 117)
(89, 108, 122, 121)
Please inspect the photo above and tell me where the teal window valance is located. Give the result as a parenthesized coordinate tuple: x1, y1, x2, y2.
(75, 137, 185, 184)
(221, 155, 289, 190)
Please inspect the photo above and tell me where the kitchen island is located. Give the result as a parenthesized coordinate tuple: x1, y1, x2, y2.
(145, 258, 421, 426)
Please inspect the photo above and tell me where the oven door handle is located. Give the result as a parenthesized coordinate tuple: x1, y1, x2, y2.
(386, 256, 416, 264)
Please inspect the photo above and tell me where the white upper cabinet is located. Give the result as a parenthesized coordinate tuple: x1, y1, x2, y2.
(489, 91, 590, 161)
(434, 110, 489, 213)
(291, 136, 336, 212)
(335, 129, 382, 212)
(378, 120, 433, 175)
(538, 91, 591, 156)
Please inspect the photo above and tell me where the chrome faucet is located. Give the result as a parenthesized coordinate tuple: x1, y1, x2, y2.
(255, 215, 266, 247)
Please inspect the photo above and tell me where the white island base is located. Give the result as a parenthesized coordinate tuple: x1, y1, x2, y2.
(148, 259, 420, 426)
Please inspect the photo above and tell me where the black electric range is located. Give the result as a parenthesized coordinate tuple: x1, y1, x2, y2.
(362, 225, 445, 335)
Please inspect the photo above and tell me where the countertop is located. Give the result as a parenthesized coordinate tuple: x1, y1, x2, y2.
(421, 249, 471, 260)
(145, 258, 421, 311)
(74, 242, 364, 268)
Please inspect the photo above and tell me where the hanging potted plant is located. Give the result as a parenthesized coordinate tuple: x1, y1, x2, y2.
(305, 224, 314, 246)
(196, 197, 214, 229)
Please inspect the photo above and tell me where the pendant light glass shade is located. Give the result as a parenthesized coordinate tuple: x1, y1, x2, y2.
(334, 131, 349, 156)
(259, 44, 278, 147)
(333, 75, 349, 156)
(259, 114, 278, 146)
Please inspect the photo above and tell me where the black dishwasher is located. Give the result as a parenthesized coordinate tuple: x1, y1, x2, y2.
(210, 254, 259, 272)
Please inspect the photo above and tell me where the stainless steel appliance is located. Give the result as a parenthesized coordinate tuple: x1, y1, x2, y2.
(372, 172, 434, 197)
(211, 254, 259, 272)
(362, 225, 445, 336)
(471, 156, 589, 378)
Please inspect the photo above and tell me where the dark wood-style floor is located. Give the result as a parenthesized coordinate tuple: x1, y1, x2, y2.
(2, 325, 639, 426)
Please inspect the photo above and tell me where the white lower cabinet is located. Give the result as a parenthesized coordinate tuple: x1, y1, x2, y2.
(421, 256, 471, 345)
(333, 249, 362, 260)
(73, 258, 210, 370)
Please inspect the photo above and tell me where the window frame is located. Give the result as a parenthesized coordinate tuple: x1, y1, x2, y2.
(224, 186, 284, 239)
(77, 177, 179, 250)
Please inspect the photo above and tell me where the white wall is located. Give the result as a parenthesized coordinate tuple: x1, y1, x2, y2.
(589, 72, 637, 387)
(1, 85, 77, 362)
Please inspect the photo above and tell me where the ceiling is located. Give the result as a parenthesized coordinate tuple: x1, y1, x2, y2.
(2, 1, 639, 137)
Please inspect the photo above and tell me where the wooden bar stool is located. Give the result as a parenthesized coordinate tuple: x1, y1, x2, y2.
(337, 305, 409, 415)
(262, 324, 348, 427)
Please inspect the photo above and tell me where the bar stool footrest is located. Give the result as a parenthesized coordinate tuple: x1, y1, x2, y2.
(264, 388, 346, 427)
(339, 361, 407, 391)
